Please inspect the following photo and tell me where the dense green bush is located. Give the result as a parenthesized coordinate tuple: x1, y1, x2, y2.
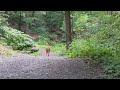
(104, 55, 120, 79)
(35, 34, 50, 45)
(0, 26, 35, 50)
(0, 14, 35, 50)
(67, 39, 115, 64)
(36, 33, 58, 46)
(67, 11, 120, 78)
(52, 43, 66, 56)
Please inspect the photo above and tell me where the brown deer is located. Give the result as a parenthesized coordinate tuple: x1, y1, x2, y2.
(45, 47, 50, 56)
(45, 40, 51, 56)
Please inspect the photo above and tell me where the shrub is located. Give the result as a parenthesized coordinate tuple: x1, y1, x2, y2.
(36, 35, 49, 45)
(0, 26, 35, 50)
(52, 43, 66, 56)
(0, 15, 35, 50)
(104, 59, 120, 79)
(66, 39, 115, 64)
(68, 11, 120, 78)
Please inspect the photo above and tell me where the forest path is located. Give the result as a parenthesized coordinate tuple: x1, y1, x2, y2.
(0, 48, 105, 79)
(38, 47, 55, 57)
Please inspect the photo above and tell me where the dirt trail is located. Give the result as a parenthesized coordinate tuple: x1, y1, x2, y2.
(0, 47, 105, 79)
(38, 47, 55, 57)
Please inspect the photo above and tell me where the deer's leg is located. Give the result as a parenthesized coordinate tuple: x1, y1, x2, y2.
(46, 51, 47, 56)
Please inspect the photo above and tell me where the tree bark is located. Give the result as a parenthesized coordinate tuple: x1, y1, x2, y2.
(32, 11, 35, 17)
(4, 11, 8, 14)
(65, 11, 72, 50)
(18, 11, 22, 31)
(25, 11, 29, 34)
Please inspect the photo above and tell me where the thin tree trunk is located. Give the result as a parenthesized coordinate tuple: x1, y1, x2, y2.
(25, 11, 29, 34)
(110, 11, 113, 15)
(106, 11, 109, 14)
(19, 11, 22, 31)
(65, 11, 72, 50)
(4, 11, 8, 14)
(32, 11, 35, 17)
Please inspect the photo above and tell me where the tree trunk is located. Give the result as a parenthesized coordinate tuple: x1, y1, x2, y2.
(18, 11, 22, 31)
(4, 11, 8, 14)
(65, 11, 72, 50)
(25, 11, 29, 34)
(32, 11, 35, 17)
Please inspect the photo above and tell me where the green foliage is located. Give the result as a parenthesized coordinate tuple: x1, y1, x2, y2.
(48, 34, 57, 40)
(67, 39, 115, 64)
(0, 15, 35, 51)
(7, 11, 25, 25)
(0, 26, 35, 50)
(104, 57, 120, 79)
(29, 13, 48, 33)
(31, 51, 40, 56)
(45, 11, 64, 29)
(67, 11, 120, 78)
(0, 15, 8, 26)
(36, 34, 50, 45)
(36, 33, 58, 46)
(37, 45, 49, 48)
(30, 11, 64, 32)
(52, 43, 66, 56)
(4, 11, 65, 43)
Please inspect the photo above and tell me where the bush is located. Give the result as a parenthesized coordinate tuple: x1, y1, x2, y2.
(36, 35, 50, 45)
(0, 26, 35, 50)
(66, 39, 116, 64)
(104, 58, 120, 79)
(0, 15, 35, 50)
(68, 11, 120, 78)
(48, 34, 57, 40)
(52, 43, 66, 56)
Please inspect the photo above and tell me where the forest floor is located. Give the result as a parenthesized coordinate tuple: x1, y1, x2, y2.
(0, 47, 105, 79)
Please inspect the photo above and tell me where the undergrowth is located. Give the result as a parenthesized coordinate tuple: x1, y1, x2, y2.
(0, 44, 17, 57)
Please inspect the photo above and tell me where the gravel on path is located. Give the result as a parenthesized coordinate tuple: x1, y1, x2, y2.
(0, 48, 105, 79)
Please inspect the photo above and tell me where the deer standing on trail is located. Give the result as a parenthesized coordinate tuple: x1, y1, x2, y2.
(45, 40, 51, 56)
(46, 47, 50, 56)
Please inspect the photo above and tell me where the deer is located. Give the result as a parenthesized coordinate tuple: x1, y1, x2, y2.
(45, 47, 50, 56)
(45, 40, 51, 56)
